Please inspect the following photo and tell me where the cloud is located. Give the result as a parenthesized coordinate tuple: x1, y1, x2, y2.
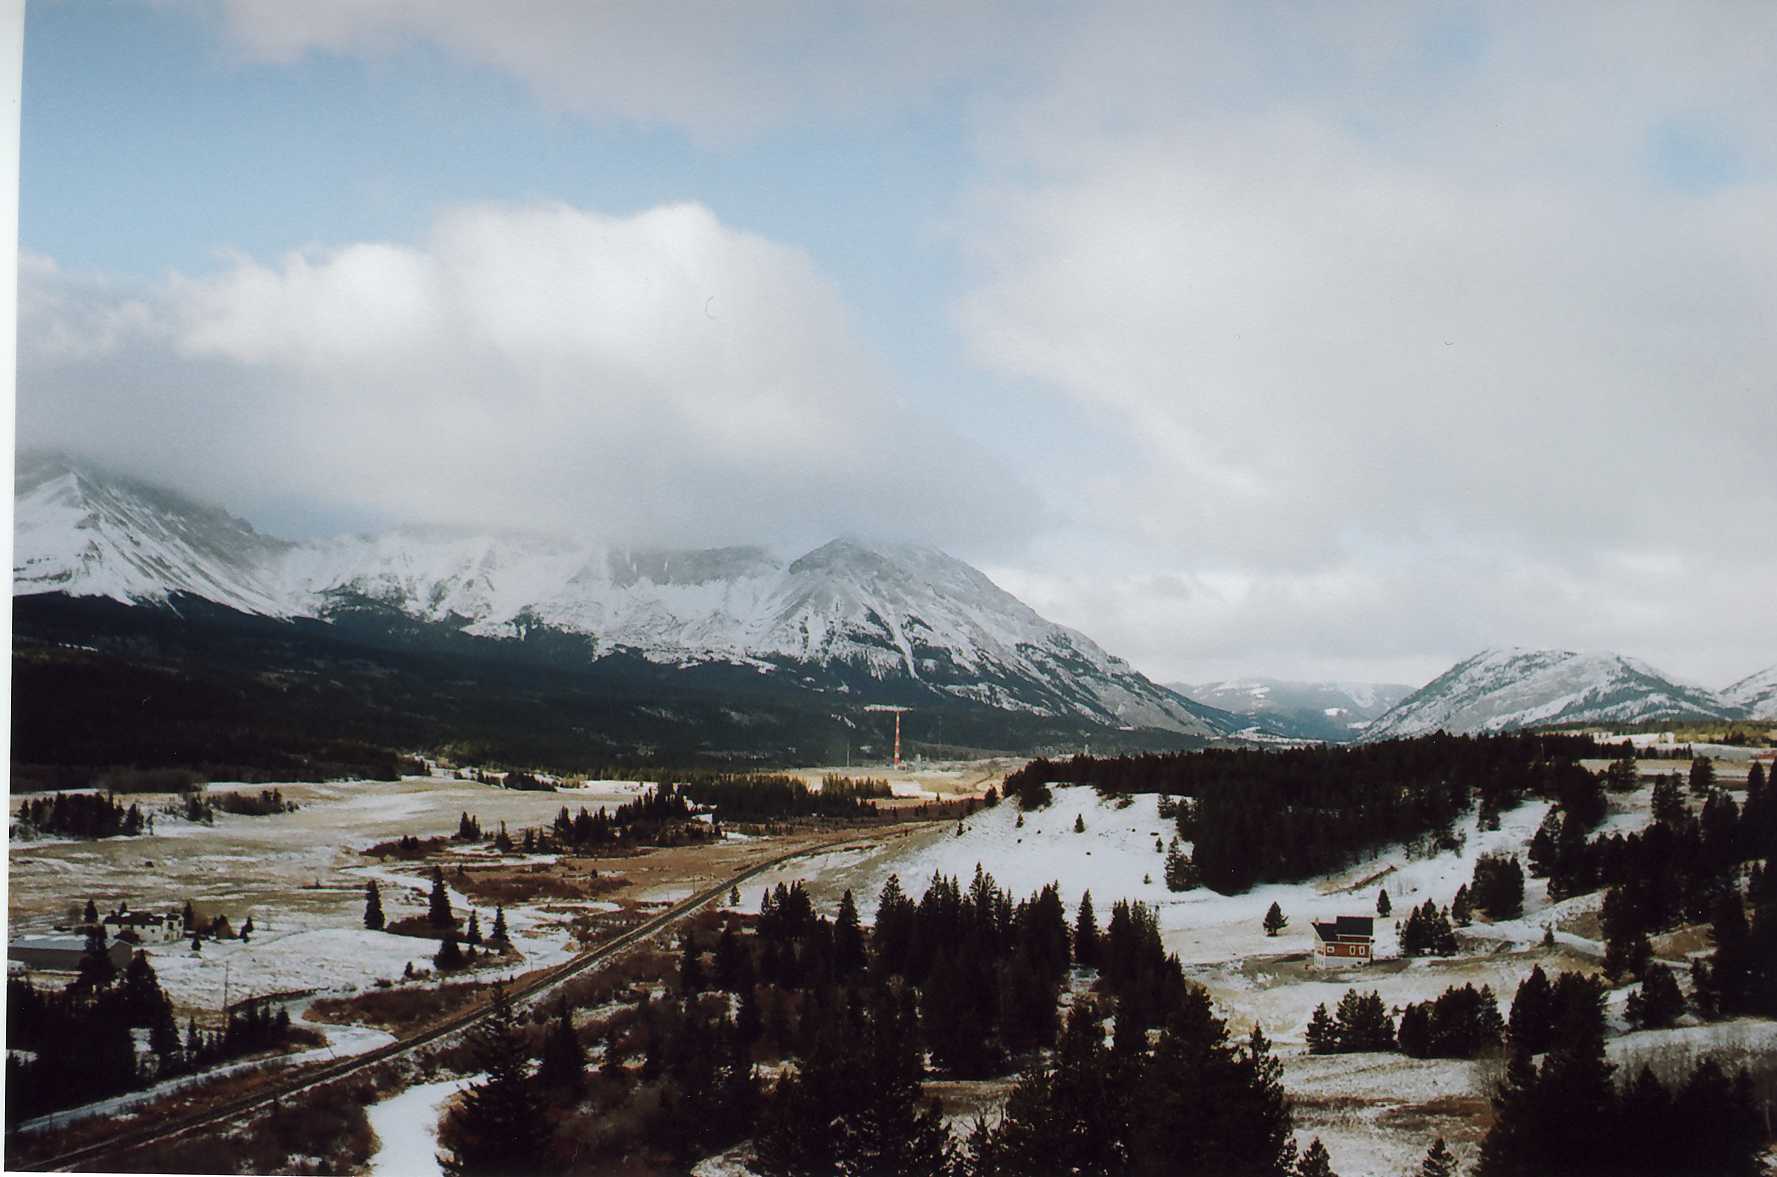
(216, 0, 1045, 143)
(19, 201, 1032, 550)
(952, 4, 1777, 685)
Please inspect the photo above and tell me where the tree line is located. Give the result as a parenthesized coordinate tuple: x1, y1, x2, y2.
(1003, 733, 1614, 893)
(5, 942, 294, 1127)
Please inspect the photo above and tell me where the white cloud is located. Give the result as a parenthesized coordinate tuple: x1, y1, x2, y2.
(19, 201, 1030, 549)
(953, 5, 1777, 686)
(217, 0, 1043, 143)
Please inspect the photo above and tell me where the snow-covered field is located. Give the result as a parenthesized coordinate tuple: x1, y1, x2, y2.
(788, 778, 1733, 1177)
(367, 1074, 481, 1177)
(7, 775, 639, 1015)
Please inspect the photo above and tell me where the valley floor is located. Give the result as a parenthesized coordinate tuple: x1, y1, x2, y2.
(8, 755, 1771, 1175)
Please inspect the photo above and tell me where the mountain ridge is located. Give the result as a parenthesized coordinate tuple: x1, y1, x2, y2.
(1170, 678, 1416, 742)
(13, 452, 1232, 739)
(1360, 646, 1740, 740)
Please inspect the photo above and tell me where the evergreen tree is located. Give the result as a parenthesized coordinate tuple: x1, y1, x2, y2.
(1688, 756, 1715, 798)
(1507, 965, 1556, 1055)
(428, 866, 453, 929)
(489, 906, 508, 943)
(1164, 843, 1200, 892)
(182, 899, 196, 931)
(75, 928, 116, 991)
(1074, 813, 1086, 833)
(1376, 888, 1391, 918)
(1305, 1003, 1337, 1055)
(1074, 891, 1100, 968)
(833, 890, 866, 978)
(440, 987, 550, 1176)
(1650, 773, 1687, 828)
(465, 910, 482, 946)
(1296, 1137, 1337, 1177)
(836, 992, 952, 1177)
(83, 898, 98, 925)
(679, 933, 704, 993)
(1263, 902, 1288, 937)
(1422, 1137, 1456, 1177)
(538, 1000, 584, 1094)
(1623, 964, 1684, 1030)
(730, 885, 741, 906)
(1451, 884, 1472, 927)
(434, 934, 465, 971)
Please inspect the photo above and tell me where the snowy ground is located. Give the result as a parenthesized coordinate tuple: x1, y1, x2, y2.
(7, 775, 637, 1016)
(801, 779, 1707, 1177)
(366, 1074, 481, 1177)
(13, 1019, 397, 1136)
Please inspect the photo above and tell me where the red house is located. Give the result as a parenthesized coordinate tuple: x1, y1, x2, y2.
(1311, 916, 1374, 966)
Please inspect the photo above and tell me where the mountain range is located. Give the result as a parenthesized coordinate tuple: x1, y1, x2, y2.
(1360, 647, 1772, 740)
(1170, 679, 1415, 742)
(12, 452, 1231, 744)
(11, 452, 1773, 778)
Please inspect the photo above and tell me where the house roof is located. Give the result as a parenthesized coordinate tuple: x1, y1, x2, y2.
(1311, 916, 1374, 942)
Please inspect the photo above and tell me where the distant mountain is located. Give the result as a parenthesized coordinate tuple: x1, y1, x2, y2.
(1170, 679, 1414, 742)
(13, 452, 1233, 741)
(1361, 647, 1736, 740)
(1721, 665, 1777, 720)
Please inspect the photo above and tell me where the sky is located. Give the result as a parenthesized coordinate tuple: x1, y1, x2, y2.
(15, 1, 1777, 689)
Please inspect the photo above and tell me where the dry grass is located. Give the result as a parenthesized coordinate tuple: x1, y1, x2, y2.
(453, 863, 627, 906)
(308, 980, 491, 1036)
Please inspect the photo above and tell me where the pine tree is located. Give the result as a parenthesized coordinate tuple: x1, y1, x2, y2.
(1263, 902, 1288, 937)
(182, 899, 196, 931)
(679, 933, 704, 993)
(837, 992, 953, 1176)
(1164, 843, 1200, 891)
(1305, 1004, 1336, 1055)
(833, 890, 866, 977)
(490, 906, 508, 943)
(1376, 888, 1391, 918)
(434, 934, 464, 971)
(76, 928, 116, 991)
(465, 910, 482, 946)
(538, 1000, 584, 1093)
(1451, 884, 1471, 927)
(83, 898, 98, 925)
(1422, 1137, 1456, 1177)
(440, 987, 550, 1175)
(428, 866, 453, 929)
(1296, 1136, 1337, 1177)
(1624, 964, 1684, 1030)
(1074, 891, 1100, 968)
(1651, 772, 1687, 827)
(730, 885, 741, 906)
(1688, 756, 1715, 798)
(1074, 813, 1086, 833)
(364, 880, 385, 930)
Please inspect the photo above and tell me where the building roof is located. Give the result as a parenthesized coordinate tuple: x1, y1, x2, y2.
(1311, 916, 1374, 943)
(10, 935, 94, 953)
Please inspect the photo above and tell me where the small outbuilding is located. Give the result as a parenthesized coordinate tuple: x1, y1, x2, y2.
(1311, 915, 1375, 966)
(9, 934, 133, 973)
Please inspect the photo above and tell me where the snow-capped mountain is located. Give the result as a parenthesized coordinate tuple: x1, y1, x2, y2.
(1721, 665, 1777, 720)
(14, 451, 294, 614)
(13, 453, 1228, 737)
(1361, 647, 1736, 740)
(1170, 678, 1415, 742)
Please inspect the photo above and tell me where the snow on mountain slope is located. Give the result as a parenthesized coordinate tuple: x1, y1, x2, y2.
(1362, 647, 1735, 740)
(13, 454, 1225, 736)
(1171, 678, 1414, 741)
(12, 451, 293, 615)
(1720, 665, 1777, 720)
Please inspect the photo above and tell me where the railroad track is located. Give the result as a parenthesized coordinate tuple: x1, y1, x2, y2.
(15, 831, 897, 1173)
